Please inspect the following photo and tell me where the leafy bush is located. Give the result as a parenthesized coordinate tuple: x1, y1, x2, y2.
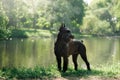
(11, 29, 28, 38)
(0, 29, 11, 39)
(81, 14, 111, 35)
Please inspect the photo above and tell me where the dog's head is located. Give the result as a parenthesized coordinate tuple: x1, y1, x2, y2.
(59, 23, 67, 32)
(58, 23, 74, 42)
(62, 30, 74, 42)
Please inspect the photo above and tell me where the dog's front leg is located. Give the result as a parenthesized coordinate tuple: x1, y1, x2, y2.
(63, 56, 68, 72)
(56, 56, 61, 71)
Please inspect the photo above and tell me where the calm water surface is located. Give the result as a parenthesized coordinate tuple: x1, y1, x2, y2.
(0, 37, 119, 68)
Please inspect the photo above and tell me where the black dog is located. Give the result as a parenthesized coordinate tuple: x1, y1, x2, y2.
(54, 23, 91, 72)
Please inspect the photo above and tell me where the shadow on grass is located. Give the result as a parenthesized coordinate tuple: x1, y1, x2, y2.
(61, 69, 102, 77)
(60, 68, 118, 78)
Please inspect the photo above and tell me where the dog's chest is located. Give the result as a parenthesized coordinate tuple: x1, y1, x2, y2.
(55, 41, 68, 55)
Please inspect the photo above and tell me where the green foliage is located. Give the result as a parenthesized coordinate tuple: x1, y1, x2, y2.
(82, 14, 111, 35)
(0, 2, 9, 29)
(82, 0, 120, 35)
(10, 29, 52, 38)
(37, 17, 50, 29)
(0, 0, 85, 32)
(0, 66, 60, 79)
(1, 0, 120, 36)
(0, 29, 11, 39)
(0, 63, 119, 79)
(0, 28, 53, 39)
(11, 29, 28, 38)
(113, 0, 120, 32)
(0, 16, 8, 29)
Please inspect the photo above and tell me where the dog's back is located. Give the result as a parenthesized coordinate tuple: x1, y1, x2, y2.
(68, 40, 86, 56)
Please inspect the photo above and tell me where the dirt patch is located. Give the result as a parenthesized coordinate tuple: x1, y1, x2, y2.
(52, 76, 120, 80)
(80, 76, 120, 80)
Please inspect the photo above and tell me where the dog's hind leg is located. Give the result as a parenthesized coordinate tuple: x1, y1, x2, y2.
(80, 52, 91, 71)
(72, 54, 78, 71)
(56, 56, 61, 71)
(63, 57, 68, 72)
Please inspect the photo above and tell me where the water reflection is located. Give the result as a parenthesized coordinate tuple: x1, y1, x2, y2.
(0, 38, 55, 68)
(83, 37, 120, 65)
(0, 37, 119, 68)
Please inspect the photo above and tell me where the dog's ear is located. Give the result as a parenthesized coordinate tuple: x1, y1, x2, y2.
(63, 23, 65, 27)
(61, 23, 65, 27)
(59, 23, 66, 32)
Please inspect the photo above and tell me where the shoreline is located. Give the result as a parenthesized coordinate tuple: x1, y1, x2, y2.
(0, 29, 120, 40)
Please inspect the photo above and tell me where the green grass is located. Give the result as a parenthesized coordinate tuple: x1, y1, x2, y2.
(0, 28, 53, 40)
(0, 63, 119, 79)
(73, 32, 120, 38)
(11, 29, 52, 38)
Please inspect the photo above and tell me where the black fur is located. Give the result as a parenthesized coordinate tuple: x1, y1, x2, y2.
(54, 23, 91, 72)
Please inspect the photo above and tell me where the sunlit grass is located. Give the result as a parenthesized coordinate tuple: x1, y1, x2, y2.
(0, 63, 119, 79)
(11, 28, 52, 38)
(73, 33, 93, 38)
(25, 29, 52, 38)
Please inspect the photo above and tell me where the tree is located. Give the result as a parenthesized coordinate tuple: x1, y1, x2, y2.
(81, 0, 120, 35)
(45, 0, 85, 32)
(1, 0, 85, 32)
(0, 1, 8, 30)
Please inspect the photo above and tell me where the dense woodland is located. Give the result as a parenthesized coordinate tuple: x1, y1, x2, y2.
(0, 0, 120, 38)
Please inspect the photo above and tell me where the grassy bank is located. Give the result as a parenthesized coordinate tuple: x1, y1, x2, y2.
(1, 28, 120, 40)
(0, 63, 119, 79)
(73, 32, 120, 38)
(11, 29, 53, 38)
(0, 29, 53, 40)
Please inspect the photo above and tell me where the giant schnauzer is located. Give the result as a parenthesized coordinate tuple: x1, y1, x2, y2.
(54, 23, 91, 72)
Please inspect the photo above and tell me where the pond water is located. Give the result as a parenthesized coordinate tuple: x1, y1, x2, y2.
(0, 37, 120, 69)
